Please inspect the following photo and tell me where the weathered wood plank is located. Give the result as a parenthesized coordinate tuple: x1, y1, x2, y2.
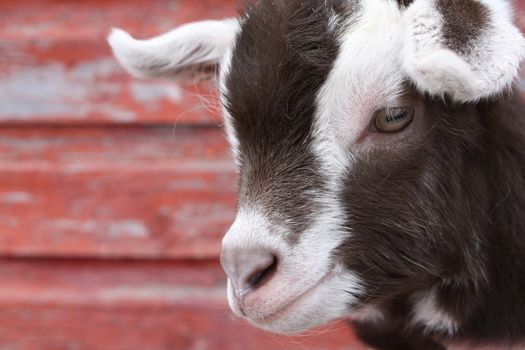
(0, 306, 365, 350)
(0, 259, 227, 307)
(0, 0, 235, 126)
(0, 127, 237, 259)
(0, 259, 365, 350)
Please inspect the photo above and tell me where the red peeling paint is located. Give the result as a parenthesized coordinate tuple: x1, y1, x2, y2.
(0, 127, 236, 260)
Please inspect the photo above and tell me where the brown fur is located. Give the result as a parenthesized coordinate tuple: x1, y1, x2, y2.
(437, 0, 490, 55)
(341, 92, 525, 348)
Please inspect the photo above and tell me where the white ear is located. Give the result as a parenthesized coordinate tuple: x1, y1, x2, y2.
(402, 0, 525, 102)
(108, 18, 239, 81)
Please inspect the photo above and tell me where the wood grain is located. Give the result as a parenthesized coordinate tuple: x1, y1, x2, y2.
(0, 0, 234, 126)
(0, 127, 236, 259)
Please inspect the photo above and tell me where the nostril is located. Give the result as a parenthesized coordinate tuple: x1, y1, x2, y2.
(220, 247, 279, 297)
(244, 255, 278, 290)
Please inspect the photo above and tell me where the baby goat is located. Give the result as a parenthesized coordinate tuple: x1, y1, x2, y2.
(109, 0, 525, 348)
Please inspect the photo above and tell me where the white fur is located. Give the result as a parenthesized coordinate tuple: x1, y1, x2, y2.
(351, 305, 386, 324)
(412, 288, 459, 335)
(108, 19, 239, 81)
(218, 37, 242, 168)
(222, 205, 363, 333)
(327, 10, 343, 32)
(478, 0, 513, 20)
(316, 0, 407, 148)
(402, 0, 525, 102)
(221, 207, 286, 255)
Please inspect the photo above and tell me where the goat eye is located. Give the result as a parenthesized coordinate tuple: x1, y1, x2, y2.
(373, 107, 414, 133)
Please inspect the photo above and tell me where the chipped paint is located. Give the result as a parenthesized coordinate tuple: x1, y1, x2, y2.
(0, 285, 226, 306)
(0, 192, 35, 204)
(0, 50, 220, 125)
(169, 179, 218, 191)
(70, 58, 121, 80)
(0, 60, 137, 120)
(0, 215, 19, 228)
(173, 203, 235, 237)
(97, 285, 226, 304)
(131, 81, 184, 104)
(42, 219, 150, 238)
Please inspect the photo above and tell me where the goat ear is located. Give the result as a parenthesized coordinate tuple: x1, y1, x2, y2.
(401, 0, 525, 102)
(108, 19, 239, 82)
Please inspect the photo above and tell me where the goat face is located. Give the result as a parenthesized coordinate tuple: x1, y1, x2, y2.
(109, 0, 525, 336)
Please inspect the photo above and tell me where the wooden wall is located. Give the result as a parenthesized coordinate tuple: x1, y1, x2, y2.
(0, 1, 523, 349)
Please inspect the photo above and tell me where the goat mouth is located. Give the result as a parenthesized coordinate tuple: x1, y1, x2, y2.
(248, 266, 338, 326)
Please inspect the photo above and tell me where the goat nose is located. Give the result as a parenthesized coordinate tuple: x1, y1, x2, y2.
(220, 248, 278, 297)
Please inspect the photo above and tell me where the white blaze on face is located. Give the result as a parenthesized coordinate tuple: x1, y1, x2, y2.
(316, 0, 406, 151)
(219, 0, 412, 334)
